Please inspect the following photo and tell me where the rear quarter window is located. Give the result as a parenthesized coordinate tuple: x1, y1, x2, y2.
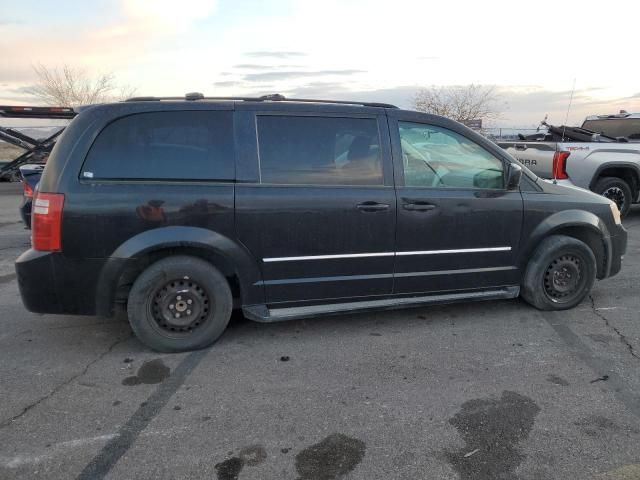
(81, 111, 234, 181)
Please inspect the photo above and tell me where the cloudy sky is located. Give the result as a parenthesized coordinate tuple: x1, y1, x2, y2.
(1, 0, 639, 126)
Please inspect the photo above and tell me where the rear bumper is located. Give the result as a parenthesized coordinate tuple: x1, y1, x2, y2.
(16, 249, 107, 315)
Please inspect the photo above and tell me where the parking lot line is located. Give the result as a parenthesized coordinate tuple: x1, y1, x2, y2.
(78, 349, 209, 480)
(76, 349, 209, 480)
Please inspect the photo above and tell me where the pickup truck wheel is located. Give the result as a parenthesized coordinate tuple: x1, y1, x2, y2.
(521, 235, 596, 311)
(593, 176, 632, 218)
(127, 256, 232, 353)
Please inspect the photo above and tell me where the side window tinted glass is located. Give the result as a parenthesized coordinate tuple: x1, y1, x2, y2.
(399, 122, 504, 189)
(257, 116, 383, 186)
(82, 111, 234, 180)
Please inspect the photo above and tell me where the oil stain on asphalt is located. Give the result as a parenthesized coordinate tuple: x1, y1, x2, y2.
(215, 445, 267, 480)
(122, 359, 170, 386)
(295, 433, 366, 480)
(214, 445, 267, 480)
(215, 457, 243, 480)
(446, 390, 540, 480)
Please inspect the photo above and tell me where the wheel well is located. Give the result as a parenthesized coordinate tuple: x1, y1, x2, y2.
(113, 247, 241, 308)
(550, 227, 607, 278)
(593, 167, 639, 197)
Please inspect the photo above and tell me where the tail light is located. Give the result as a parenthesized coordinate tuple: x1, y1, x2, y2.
(32, 192, 64, 252)
(22, 181, 34, 198)
(552, 151, 570, 180)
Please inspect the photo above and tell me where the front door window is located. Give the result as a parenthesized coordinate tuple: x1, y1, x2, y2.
(399, 122, 504, 190)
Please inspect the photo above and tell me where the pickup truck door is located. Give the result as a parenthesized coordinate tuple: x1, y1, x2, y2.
(389, 112, 523, 294)
(498, 141, 556, 178)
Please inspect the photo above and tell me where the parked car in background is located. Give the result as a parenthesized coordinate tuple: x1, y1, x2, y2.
(16, 94, 627, 353)
(18, 164, 44, 228)
(0, 106, 75, 227)
(499, 112, 640, 217)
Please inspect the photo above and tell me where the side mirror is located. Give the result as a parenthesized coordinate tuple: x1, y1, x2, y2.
(506, 163, 523, 191)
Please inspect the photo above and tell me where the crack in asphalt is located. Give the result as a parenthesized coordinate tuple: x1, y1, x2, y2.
(545, 317, 640, 419)
(0, 333, 132, 429)
(589, 294, 640, 361)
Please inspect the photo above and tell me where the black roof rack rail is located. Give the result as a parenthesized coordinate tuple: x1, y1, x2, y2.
(125, 96, 185, 102)
(0, 105, 76, 119)
(273, 96, 398, 109)
(125, 93, 398, 109)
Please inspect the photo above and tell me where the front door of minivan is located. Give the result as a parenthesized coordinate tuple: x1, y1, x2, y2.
(389, 111, 523, 295)
(236, 110, 396, 304)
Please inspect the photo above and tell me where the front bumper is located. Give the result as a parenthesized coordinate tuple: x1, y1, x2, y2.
(607, 225, 627, 278)
(16, 249, 107, 315)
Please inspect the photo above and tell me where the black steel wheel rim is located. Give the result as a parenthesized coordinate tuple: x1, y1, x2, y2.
(543, 254, 584, 303)
(602, 186, 626, 212)
(150, 278, 211, 335)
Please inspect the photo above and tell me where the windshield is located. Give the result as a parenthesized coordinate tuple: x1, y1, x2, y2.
(581, 118, 640, 140)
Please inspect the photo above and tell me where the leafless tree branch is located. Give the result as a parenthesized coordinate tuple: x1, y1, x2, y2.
(25, 64, 137, 107)
(414, 84, 503, 123)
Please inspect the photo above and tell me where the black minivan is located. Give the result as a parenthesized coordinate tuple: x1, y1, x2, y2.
(16, 94, 627, 352)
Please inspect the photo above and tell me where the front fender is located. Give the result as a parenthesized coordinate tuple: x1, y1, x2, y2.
(520, 209, 612, 275)
(96, 226, 264, 316)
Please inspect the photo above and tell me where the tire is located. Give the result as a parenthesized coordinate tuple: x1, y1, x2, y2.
(127, 255, 232, 353)
(593, 176, 632, 218)
(521, 235, 596, 311)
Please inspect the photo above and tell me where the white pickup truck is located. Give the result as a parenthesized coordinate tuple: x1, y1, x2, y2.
(499, 112, 640, 217)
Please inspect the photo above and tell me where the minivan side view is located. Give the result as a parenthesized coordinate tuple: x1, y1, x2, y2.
(15, 95, 627, 352)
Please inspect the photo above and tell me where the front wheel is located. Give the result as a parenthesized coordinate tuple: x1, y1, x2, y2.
(521, 235, 596, 311)
(127, 256, 233, 353)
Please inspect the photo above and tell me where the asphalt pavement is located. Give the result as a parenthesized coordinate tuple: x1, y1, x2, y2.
(1, 182, 639, 480)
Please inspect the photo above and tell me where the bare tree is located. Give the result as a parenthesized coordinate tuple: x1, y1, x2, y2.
(26, 64, 137, 107)
(414, 84, 502, 123)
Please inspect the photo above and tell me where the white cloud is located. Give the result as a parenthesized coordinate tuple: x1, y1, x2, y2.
(1, 0, 639, 123)
(122, 0, 217, 29)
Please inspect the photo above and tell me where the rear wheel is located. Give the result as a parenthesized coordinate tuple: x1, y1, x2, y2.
(593, 176, 632, 218)
(521, 235, 596, 311)
(127, 256, 232, 352)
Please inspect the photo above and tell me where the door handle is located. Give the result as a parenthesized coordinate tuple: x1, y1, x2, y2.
(403, 202, 436, 211)
(356, 201, 390, 212)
